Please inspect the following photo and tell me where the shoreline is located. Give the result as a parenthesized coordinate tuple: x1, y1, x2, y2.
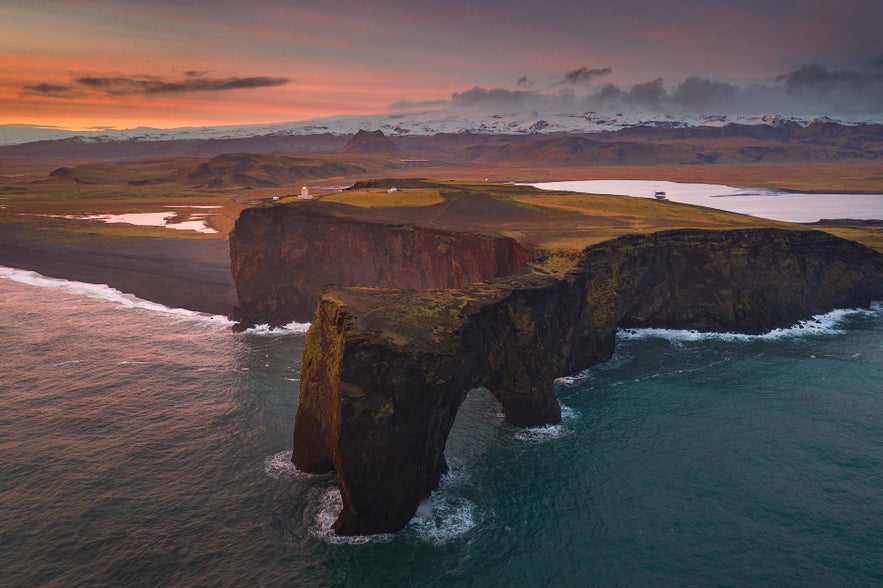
(0, 222, 236, 315)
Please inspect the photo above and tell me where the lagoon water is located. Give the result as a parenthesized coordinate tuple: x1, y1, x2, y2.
(531, 180, 883, 223)
(1, 267, 882, 586)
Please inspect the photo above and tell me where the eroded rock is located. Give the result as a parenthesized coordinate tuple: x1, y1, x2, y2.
(292, 228, 883, 535)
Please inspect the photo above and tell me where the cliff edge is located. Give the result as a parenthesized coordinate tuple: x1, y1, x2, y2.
(227, 182, 883, 536)
(293, 228, 883, 535)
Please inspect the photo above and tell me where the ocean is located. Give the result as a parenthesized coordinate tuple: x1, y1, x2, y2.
(1, 266, 881, 586)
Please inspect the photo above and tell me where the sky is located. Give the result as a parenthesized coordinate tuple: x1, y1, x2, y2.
(1, 0, 881, 130)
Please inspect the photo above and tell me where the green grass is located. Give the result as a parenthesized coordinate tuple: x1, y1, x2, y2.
(321, 188, 444, 208)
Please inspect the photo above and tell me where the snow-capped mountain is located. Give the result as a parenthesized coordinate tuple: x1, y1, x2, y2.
(1, 110, 880, 146)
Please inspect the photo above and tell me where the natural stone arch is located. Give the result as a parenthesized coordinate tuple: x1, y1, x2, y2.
(292, 229, 883, 535)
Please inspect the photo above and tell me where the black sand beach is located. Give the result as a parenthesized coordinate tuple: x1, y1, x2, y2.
(0, 221, 236, 315)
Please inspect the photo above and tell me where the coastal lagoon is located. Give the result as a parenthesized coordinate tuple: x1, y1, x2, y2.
(37, 206, 221, 234)
(530, 180, 883, 223)
(2, 267, 881, 585)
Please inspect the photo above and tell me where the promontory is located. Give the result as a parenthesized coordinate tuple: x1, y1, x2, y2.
(229, 180, 883, 535)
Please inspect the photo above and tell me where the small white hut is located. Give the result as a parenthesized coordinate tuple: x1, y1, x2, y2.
(387, 186, 398, 193)
(299, 186, 311, 199)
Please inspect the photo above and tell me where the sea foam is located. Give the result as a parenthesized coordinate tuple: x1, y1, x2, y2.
(616, 305, 881, 343)
(0, 265, 232, 326)
(308, 488, 395, 545)
(406, 492, 477, 545)
(238, 321, 311, 336)
(514, 402, 579, 442)
(263, 450, 336, 481)
(301, 461, 480, 546)
(263, 450, 299, 480)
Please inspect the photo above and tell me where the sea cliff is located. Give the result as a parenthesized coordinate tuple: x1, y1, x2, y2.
(290, 228, 882, 535)
(228, 189, 883, 536)
(229, 202, 529, 328)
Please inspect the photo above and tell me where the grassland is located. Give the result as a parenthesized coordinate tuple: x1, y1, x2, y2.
(487, 161, 883, 193)
(1, 150, 881, 314)
(319, 188, 444, 208)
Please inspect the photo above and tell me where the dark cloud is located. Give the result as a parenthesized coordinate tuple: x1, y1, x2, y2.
(21, 73, 289, 99)
(389, 99, 450, 110)
(627, 78, 666, 109)
(670, 77, 740, 112)
(595, 83, 623, 103)
(559, 66, 612, 85)
(585, 77, 778, 114)
(451, 86, 540, 109)
(20, 83, 85, 99)
(441, 57, 883, 116)
(75, 74, 289, 95)
(772, 62, 883, 112)
(774, 63, 882, 94)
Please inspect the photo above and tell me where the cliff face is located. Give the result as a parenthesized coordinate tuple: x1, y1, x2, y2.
(229, 203, 530, 328)
(292, 228, 883, 535)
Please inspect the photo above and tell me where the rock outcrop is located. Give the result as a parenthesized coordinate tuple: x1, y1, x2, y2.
(291, 228, 883, 535)
(228, 187, 882, 536)
(338, 129, 400, 155)
(229, 202, 530, 328)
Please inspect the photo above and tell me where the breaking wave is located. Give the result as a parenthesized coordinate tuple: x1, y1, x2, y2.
(238, 321, 311, 336)
(617, 305, 881, 343)
(302, 464, 480, 546)
(263, 450, 299, 480)
(514, 402, 579, 442)
(406, 492, 477, 546)
(308, 488, 395, 545)
(0, 265, 231, 326)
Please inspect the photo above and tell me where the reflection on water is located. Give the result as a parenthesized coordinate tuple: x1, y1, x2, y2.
(531, 179, 883, 222)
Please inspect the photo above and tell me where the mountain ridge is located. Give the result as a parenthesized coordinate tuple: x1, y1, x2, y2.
(3, 109, 881, 147)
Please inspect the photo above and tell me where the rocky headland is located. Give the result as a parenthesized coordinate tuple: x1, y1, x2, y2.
(228, 181, 883, 535)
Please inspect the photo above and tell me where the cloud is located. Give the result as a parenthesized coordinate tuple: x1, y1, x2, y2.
(20, 83, 85, 99)
(774, 63, 883, 94)
(559, 66, 612, 85)
(771, 62, 883, 112)
(449, 68, 883, 116)
(669, 77, 740, 112)
(21, 72, 289, 99)
(388, 98, 450, 110)
(516, 76, 530, 88)
(74, 74, 289, 95)
(451, 86, 540, 109)
(627, 78, 666, 109)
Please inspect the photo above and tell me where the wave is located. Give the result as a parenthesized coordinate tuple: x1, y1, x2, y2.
(262, 450, 336, 483)
(263, 450, 300, 480)
(308, 488, 395, 545)
(238, 321, 311, 336)
(293, 458, 479, 546)
(406, 492, 477, 546)
(617, 305, 882, 343)
(306, 486, 477, 546)
(514, 402, 579, 442)
(0, 265, 232, 325)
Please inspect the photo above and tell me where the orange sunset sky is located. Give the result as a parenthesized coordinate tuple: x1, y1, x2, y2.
(2, 0, 881, 131)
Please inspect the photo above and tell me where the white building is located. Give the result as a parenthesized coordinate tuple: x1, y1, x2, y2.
(299, 186, 311, 199)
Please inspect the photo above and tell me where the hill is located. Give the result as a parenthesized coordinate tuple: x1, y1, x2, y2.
(338, 129, 400, 155)
(178, 153, 367, 188)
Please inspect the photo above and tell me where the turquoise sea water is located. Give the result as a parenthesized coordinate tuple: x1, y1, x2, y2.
(1, 267, 881, 586)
